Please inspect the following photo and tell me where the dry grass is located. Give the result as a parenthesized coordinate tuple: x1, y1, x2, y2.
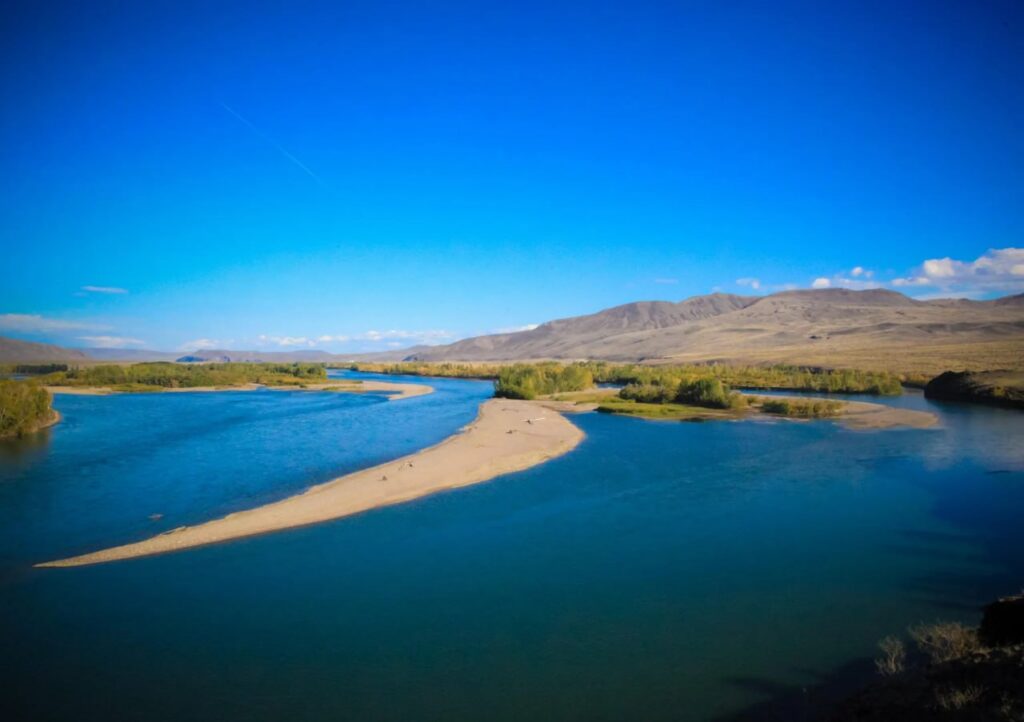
(935, 684, 987, 711)
(875, 636, 907, 677)
(909, 622, 981, 664)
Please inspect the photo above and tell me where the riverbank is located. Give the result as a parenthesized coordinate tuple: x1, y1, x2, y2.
(37, 398, 583, 567)
(45, 379, 433, 401)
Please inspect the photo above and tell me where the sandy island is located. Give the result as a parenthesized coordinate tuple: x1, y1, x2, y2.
(540, 388, 938, 429)
(38, 398, 583, 568)
(754, 394, 939, 430)
(45, 379, 432, 401)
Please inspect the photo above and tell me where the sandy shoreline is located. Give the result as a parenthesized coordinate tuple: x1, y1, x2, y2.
(38, 398, 583, 568)
(750, 394, 939, 430)
(45, 379, 432, 401)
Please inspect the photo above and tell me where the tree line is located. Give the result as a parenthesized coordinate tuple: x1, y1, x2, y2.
(349, 360, 904, 396)
(41, 362, 327, 390)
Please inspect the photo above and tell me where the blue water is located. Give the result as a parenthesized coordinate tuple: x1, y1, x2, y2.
(1, 375, 1022, 721)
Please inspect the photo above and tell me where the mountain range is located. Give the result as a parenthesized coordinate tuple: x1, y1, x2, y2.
(3, 289, 1023, 375)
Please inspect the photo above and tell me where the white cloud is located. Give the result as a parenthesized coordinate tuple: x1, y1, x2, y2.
(358, 329, 454, 344)
(736, 277, 761, 290)
(259, 334, 315, 347)
(81, 285, 128, 295)
(255, 329, 455, 350)
(78, 335, 145, 348)
(891, 247, 1024, 294)
(178, 338, 226, 351)
(492, 324, 539, 334)
(0, 313, 110, 332)
(653, 278, 678, 285)
(809, 266, 882, 290)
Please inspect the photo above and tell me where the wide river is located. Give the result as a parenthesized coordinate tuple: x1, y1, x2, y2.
(1, 371, 1022, 721)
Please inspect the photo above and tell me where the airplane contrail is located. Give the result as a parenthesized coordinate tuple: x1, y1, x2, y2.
(219, 102, 324, 186)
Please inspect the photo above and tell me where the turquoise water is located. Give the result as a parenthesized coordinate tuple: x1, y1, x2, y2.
(1, 374, 1022, 721)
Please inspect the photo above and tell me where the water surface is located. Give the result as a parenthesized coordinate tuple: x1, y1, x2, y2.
(1, 377, 1022, 721)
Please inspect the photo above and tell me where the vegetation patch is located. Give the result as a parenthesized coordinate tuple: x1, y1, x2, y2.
(42, 362, 327, 390)
(596, 398, 743, 420)
(351, 361, 904, 396)
(755, 397, 845, 418)
(0, 380, 55, 438)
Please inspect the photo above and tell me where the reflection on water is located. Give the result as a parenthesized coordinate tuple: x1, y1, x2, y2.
(0, 426, 52, 466)
(0, 376, 1022, 722)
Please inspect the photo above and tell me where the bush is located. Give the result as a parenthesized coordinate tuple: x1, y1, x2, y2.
(759, 398, 844, 418)
(909, 622, 980, 664)
(494, 363, 593, 400)
(620, 383, 676, 404)
(0, 380, 53, 438)
(676, 378, 732, 408)
(875, 636, 906, 677)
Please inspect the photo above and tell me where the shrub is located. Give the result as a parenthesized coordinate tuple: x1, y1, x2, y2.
(676, 378, 731, 409)
(909, 622, 980, 664)
(494, 363, 594, 400)
(935, 685, 986, 711)
(875, 636, 906, 677)
(0, 380, 53, 438)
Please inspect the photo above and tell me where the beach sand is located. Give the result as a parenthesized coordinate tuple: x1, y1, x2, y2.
(749, 394, 938, 430)
(38, 398, 583, 567)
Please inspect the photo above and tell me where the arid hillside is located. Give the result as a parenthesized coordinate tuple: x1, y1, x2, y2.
(391, 289, 1024, 375)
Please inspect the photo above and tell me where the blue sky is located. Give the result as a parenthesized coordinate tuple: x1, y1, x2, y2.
(1, 0, 1022, 352)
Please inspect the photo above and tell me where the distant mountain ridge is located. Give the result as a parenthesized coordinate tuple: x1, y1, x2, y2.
(3, 289, 1023, 374)
(380, 289, 1024, 374)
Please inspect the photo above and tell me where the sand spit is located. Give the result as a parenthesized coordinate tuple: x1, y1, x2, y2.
(751, 394, 938, 430)
(38, 399, 583, 568)
(45, 380, 432, 401)
(835, 399, 938, 430)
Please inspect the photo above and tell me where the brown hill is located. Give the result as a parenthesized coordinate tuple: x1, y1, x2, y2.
(0, 337, 91, 363)
(395, 289, 1024, 375)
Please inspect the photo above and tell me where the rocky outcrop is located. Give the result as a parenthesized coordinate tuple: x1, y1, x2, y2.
(981, 593, 1024, 646)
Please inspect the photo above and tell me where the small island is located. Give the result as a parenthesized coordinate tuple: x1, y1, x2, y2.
(32, 362, 432, 400)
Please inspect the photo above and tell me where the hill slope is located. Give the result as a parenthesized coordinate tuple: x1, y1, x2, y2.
(394, 289, 1024, 374)
(0, 337, 91, 363)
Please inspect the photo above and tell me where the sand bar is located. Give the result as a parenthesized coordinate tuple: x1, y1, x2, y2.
(45, 379, 432, 401)
(38, 399, 583, 568)
(749, 394, 939, 430)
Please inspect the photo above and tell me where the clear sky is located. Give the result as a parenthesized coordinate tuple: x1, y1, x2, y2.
(2, 0, 1022, 352)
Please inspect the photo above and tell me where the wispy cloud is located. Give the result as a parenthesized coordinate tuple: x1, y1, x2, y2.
(259, 329, 456, 349)
(177, 338, 227, 351)
(80, 285, 128, 295)
(735, 277, 761, 290)
(492, 324, 539, 334)
(358, 329, 454, 344)
(78, 335, 145, 348)
(220, 103, 324, 186)
(0, 313, 110, 333)
(258, 334, 316, 347)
